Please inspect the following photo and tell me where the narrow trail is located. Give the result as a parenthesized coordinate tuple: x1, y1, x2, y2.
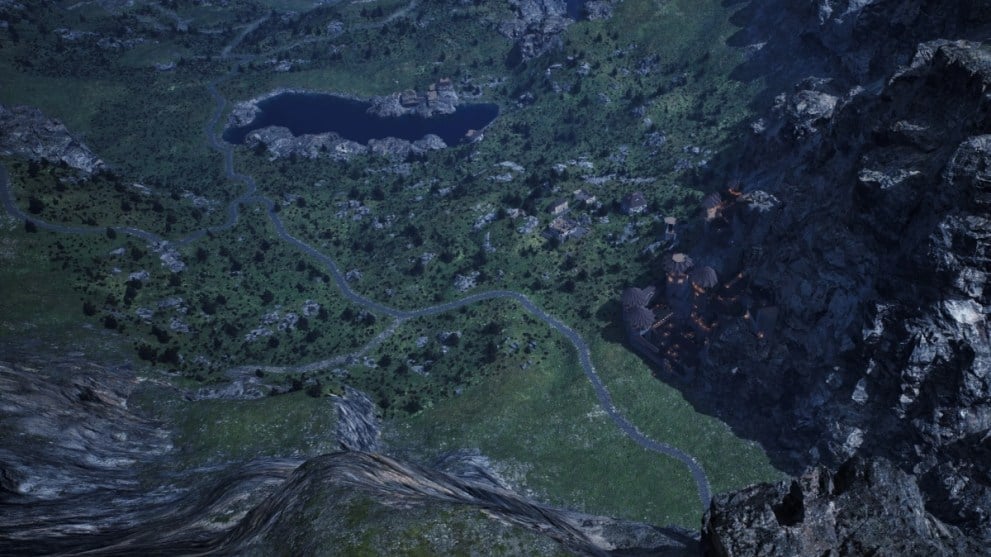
(0, 15, 714, 510)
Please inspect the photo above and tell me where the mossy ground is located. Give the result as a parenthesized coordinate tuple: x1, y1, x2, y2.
(250, 488, 568, 557)
(377, 298, 783, 529)
(131, 387, 339, 467)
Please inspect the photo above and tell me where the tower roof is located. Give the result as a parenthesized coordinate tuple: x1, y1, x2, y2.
(625, 306, 655, 329)
(621, 286, 656, 308)
(690, 266, 718, 289)
(665, 253, 694, 274)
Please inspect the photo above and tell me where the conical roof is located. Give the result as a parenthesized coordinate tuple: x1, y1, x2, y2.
(620, 286, 656, 308)
(690, 266, 718, 289)
(621, 287, 642, 308)
(664, 253, 694, 274)
(625, 306, 655, 329)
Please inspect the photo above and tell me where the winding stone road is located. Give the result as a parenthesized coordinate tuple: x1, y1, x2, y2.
(0, 26, 713, 510)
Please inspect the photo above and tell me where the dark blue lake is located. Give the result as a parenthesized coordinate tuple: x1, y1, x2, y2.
(223, 92, 499, 146)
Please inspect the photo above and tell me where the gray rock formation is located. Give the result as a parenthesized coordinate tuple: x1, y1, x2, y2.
(733, 0, 991, 89)
(499, 0, 572, 61)
(367, 136, 412, 162)
(335, 386, 380, 452)
(245, 125, 368, 161)
(703, 458, 981, 556)
(0, 353, 301, 555)
(668, 5, 991, 543)
(411, 133, 447, 155)
(367, 79, 459, 118)
(228, 100, 262, 128)
(0, 104, 105, 174)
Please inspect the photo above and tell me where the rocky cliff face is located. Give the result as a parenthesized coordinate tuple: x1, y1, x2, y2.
(703, 457, 981, 556)
(675, 0, 991, 545)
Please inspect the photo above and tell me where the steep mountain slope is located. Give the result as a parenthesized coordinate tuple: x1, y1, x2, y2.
(666, 0, 991, 544)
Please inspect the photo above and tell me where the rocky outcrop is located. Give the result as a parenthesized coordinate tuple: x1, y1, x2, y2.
(499, 0, 572, 62)
(228, 99, 262, 128)
(367, 78, 459, 118)
(367, 136, 412, 162)
(671, 13, 991, 543)
(245, 125, 368, 161)
(412, 133, 447, 153)
(336, 386, 380, 452)
(0, 104, 105, 174)
(244, 128, 446, 162)
(703, 457, 981, 556)
(732, 0, 991, 90)
(0, 353, 301, 555)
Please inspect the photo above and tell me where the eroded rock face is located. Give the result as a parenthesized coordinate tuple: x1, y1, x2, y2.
(0, 353, 301, 555)
(687, 28, 991, 543)
(703, 458, 981, 556)
(0, 104, 105, 174)
(368, 136, 413, 162)
(336, 386, 380, 452)
(736, 0, 991, 87)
